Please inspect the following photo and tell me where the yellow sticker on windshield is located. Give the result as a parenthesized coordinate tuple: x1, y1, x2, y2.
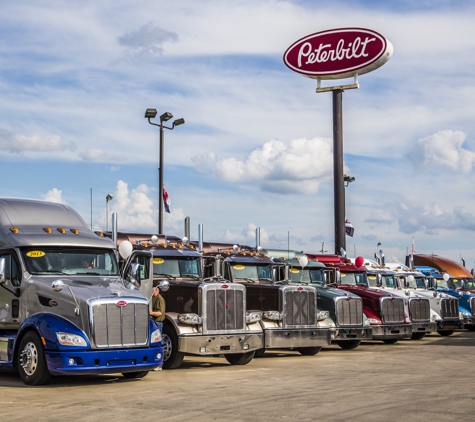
(233, 265, 245, 270)
(290, 268, 300, 274)
(341, 273, 346, 277)
(153, 258, 164, 264)
(368, 275, 377, 280)
(27, 251, 45, 258)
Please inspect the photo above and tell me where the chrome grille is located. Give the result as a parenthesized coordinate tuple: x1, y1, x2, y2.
(409, 298, 430, 321)
(202, 284, 245, 333)
(470, 297, 475, 315)
(440, 298, 459, 319)
(91, 299, 149, 348)
(335, 296, 363, 326)
(282, 286, 317, 328)
(380, 297, 405, 324)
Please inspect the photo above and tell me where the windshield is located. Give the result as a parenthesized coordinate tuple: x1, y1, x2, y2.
(415, 277, 427, 289)
(465, 279, 475, 288)
(383, 275, 396, 288)
(340, 271, 368, 286)
(367, 274, 378, 287)
(230, 264, 273, 282)
(152, 257, 201, 279)
(436, 278, 448, 288)
(287, 267, 325, 285)
(21, 247, 118, 276)
(405, 276, 417, 289)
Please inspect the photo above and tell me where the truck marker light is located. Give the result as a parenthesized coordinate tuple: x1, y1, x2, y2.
(41, 337, 46, 346)
(116, 300, 128, 307)
(70, 229, 79, 235)
(199, 347, 206, 353)
(10, 227, 19, 233)
(57, 228, 66, 234)
(95, 231, 104, 237)
(43, 227, 52, 233)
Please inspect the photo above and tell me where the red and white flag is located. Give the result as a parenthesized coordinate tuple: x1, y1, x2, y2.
(163, 184, 171, 213)
(345, 218, 354, 237)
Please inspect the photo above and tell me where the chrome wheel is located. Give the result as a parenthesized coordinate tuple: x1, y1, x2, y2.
(162, 333, 172, 362)
(20, 341, 39, 376)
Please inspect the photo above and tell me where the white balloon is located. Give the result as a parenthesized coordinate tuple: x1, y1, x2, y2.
(443, 273, 450, 282)
(407, 275, 414, 283)
(299, 256, 309, 268)
(119, 240, 133, 259)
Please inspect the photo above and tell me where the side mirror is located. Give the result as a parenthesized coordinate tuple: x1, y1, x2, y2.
(0, 257, 5, 284)
(129, 262, 142, 287)
(376, 274, 382, 287)
(52, 279, 65, 291)
(159, 279, 170, 292)
(335, 270, 341, 284)
(429, 278, 437, 290)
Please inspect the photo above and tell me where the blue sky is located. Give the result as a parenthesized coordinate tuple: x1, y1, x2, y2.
(2, 0, 475, 267)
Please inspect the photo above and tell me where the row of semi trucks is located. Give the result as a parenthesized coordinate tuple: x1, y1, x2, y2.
(0, 197, 473, 385)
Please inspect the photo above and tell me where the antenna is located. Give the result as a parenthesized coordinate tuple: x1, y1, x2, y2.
(90, 188, 93, 230)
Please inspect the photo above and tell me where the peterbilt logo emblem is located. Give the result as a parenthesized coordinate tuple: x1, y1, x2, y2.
(221, 284, 229, 289)
(298, 287, 303, 291)
(116, 300, 128, 307)
(283, 27, 393, 80)
(49, 300, 58, 307)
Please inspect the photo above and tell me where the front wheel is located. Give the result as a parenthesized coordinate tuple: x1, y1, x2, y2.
(122, 371, 149, 379)
(466, 325, 475, 332)
(438, 330, 454, 337)
(411, 332, 426, 340)
(17, 331, 51, 386)
(224, 351, 255, 365)
(162, 324, 185, 369)
(335, 340, 361, 350)
(297, 347, 321, 356)
(382, 339, 398, 344)
(253, 348, 266, 358)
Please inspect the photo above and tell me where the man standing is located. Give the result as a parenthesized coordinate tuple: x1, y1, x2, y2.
(150, 286, 166, 334)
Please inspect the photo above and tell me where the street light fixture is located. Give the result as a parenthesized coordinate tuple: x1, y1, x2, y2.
(343, 174, 355, 187)
(145, 108, 185, 234)
(105, 194, 113, 231)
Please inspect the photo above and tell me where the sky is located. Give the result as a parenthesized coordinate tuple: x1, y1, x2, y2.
(2, 0, 475, 267)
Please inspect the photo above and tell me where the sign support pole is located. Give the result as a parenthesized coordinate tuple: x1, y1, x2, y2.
(332, 89, 346, 255)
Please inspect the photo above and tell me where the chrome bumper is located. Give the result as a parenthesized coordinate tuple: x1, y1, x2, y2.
(411, 321, 437, 333)
(331, 327, 372, 341)
(264, 328, 331, 349)
(437, 320, 463, 331)
(371, 324, 412, 340)
(178, 333, 264, 355)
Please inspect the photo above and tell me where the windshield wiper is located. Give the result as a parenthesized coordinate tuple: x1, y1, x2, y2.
(36, 270, 68, 275)
(236, 278, 258, 283)
(182, 274, 200, 280)
(75, 272, 101, 275)
(154, 273, 177, 280)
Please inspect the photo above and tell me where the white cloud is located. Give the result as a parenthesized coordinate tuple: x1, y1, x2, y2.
(79, 149, 127, 162)
(193, 137, 337, 194)
(41, 188, 66, 204)
(117, 22, 178, 62)
(406, 130, 475, 173)
(0, 128, 76, 154)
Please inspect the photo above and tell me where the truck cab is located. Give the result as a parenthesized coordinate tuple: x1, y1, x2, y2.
(114, 232, 263, 369)
(266, 250, 371, 350)
(0, 198, 163, 385)
(307, 254, 412, 344)
(198, 242, 331, 357)
(364, 266, 437, 339)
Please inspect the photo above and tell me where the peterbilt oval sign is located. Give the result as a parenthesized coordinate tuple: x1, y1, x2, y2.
(283, 28, 393, 80)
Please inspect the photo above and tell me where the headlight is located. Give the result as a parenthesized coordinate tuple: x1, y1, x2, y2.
(366, 318, 381, 325)
(263, 311, 282, 321)
(317, 310, 330, 321)
(246, 311, 262, 324)
(56, 332, 87, 347)
(178, 313, 202, 325)
(461, 312, 472, 318)
(151, 328, 162, 344)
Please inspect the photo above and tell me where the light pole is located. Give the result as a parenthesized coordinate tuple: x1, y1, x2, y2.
(145, 108, 185, 234)
(105, 194, 113, 231)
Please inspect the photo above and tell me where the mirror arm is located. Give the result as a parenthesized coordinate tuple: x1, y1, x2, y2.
(0, 282, 20, 297)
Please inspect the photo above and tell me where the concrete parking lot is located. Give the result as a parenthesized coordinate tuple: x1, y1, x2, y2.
(1, 331, 475, 422)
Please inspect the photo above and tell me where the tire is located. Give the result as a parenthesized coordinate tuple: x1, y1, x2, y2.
(297, 347, 321, 356)
(382, 339, 398, 344)
(17, 331, 51, 386)
(335, 340, 361, 350)
(411, 332, 426, 340)
(466, 325, 475, 332)
(122, 371, 149, 379)
(224, 351, 255, 365)
(162, 324, 185, 369)
(438, 330, 454, 337)
(253, 348, 266, 358)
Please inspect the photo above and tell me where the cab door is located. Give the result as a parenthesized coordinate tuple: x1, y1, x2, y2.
(123, 250, 153, 300)
(0, 250, 22, 328)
